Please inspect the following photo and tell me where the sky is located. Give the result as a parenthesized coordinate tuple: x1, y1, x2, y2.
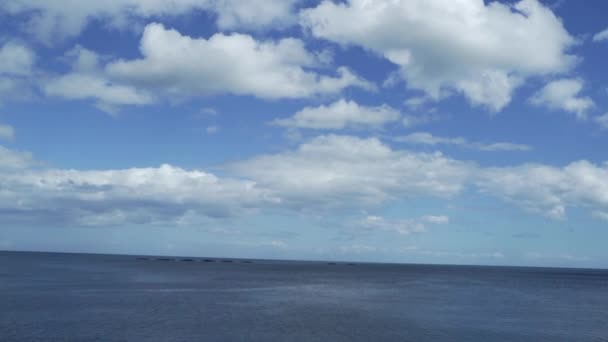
(0, 0, 607, 268)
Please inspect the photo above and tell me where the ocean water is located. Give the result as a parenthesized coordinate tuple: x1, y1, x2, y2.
(1, 251, 607, 341)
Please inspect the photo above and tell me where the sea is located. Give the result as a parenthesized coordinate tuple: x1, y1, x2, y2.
(1, 251, 607, 341)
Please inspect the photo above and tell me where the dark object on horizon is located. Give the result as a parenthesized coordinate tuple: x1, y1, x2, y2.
(328, 262, 337, 265)
(157, 258, 173, 261)
(203, 259, 215, 262)
(180, 259, 194, 262)
(135, 257, 149, 261)
(221, 260, 234, 263)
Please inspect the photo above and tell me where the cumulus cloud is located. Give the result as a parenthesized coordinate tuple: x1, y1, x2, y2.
(530, 78, 594, 119)
(0, 162, 278, 227)
(1, 134, 607, 227)
(301, 0, 577, 111)
(0, 124, 15, 142)
(106, 23, 373, 101)
(230, 135, 473, 208)
(478, 161, 608, 220)
(592, 28, 608, 42)
(43, 46, 153, 112)
(272, 99, 400, 130)
(394, 132, 531, 151)
(0, 0, 300, 43)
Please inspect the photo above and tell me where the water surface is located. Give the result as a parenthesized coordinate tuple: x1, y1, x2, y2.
(1, 251, 607, 341)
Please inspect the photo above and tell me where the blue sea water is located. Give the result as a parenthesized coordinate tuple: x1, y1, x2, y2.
(1, 251, 607, 341)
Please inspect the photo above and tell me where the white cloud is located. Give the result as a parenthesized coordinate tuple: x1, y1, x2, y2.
(0, 41, 36, 103)
(403, 96, 429, 109)
(206, 125, 219, 134)
(44, 46, 153, 112)
(301, 0, 577, 111)
(594, 113, 608, 130)
(530, 78, 594, 119)
(0, 41, 35, 76)
(106, 23, 373, 101)
(1, 134, 607, 227)
(0, 0, 299, 43)
(422, 215, 449, 224)
(272, 99, 400, 130)
(212, 0, 299, 30)
(592, 28, 608, 42)
(394, 132, 531, 151)
(0, 162, 278, 226)
(230, 135, 473, 208)
(478, 161, 608, 220)
(0, 146, 33, 169)
(0, 124, 15, 141)
(402, 113, 441, 128)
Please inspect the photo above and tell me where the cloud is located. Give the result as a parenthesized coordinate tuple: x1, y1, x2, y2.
(394, 132, 531, 151)
(0, 41, 35, 76)
(402, 113, 441, 128)
(43, 46, 153, 112)
(232, 135, 608, 220)
(106, 23, 373, 101)
(530, 78, 594, 119)
(0, 146, 34, 170)
(211, 0, 299, 30)
(0, 41, 36, 103)
(0, 0, 299, 43)
(0, 124, 15, 141)
(594, 113, 608, 130)
(0, 162, 278, 227)
(478, 161, 608, 220)
(206, 125, 219, 134)
(359, 214, 449, 235)
(301, 0, 576, 111)
(592, 211, 608, 222)
(592, 28, 608, 42)
(1, 135, 607, 227)
(272, 99, 400, 130)
(230, 135, 473, 208)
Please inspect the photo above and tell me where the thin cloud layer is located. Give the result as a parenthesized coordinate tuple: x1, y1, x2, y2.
(272, 99, 400, 130)
(395, 132, 531, 152)
(592, 28, 608, 42)
(0, 124, 15, 142)
(360, 215, 449, 235)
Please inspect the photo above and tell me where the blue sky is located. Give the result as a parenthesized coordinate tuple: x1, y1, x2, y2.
(1, 0, 607, 268)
